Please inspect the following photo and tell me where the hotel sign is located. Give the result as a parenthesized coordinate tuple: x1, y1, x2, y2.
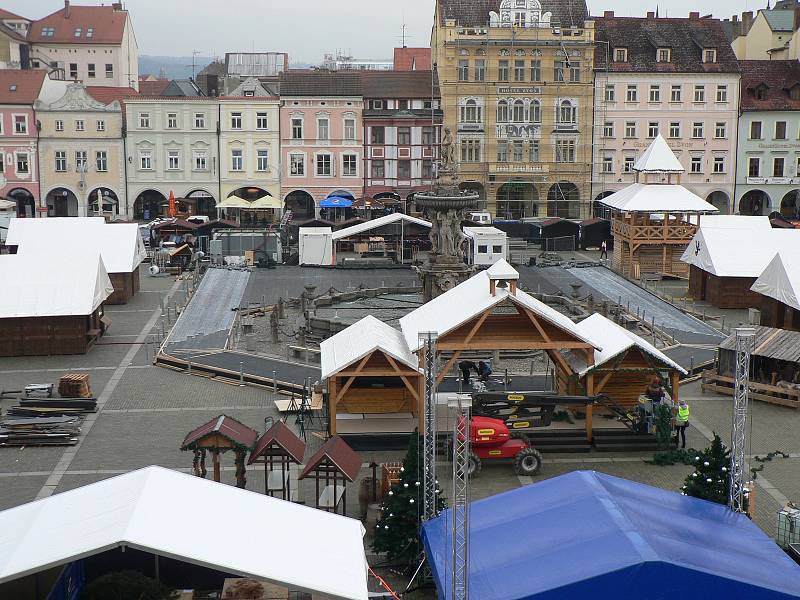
(498, 87, 542, 94)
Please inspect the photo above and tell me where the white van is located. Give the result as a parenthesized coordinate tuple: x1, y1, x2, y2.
(467, 211, 492, 225)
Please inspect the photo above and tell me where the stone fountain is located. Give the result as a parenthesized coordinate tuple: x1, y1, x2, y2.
(414, 128, 479, 302)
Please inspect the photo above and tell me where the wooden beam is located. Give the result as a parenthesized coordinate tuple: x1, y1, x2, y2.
(335, 354, 371, 405)
(518, 305, 580, 377)
(585, 374, 594, 443)
(436, 341, 594, 351)
(436, 350, 462, 386)
(385, 354, 421, 403)
(435, 308, 492, 385)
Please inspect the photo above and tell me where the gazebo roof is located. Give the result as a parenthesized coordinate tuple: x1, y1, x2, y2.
(598, 183, 718, 214)
(486, 258, 519, 281)
(633, 134, 684, 173)
(299, 436, 361, 482)
(248, 421, 306, 465)
(181, 414, 258, 450)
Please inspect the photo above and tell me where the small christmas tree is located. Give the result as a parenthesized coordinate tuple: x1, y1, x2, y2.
(372, 430, 446, 565)
(681, 433, 731, 505)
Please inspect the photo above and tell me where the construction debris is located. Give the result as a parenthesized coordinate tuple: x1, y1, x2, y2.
(58, 374, 93, 398)
(0, 415, 82, 446)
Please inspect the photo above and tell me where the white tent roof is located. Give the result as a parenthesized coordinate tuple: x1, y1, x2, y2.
(681, 227, 800, 278)
(598, 183, 718, 214)
(299, 226, 333, 236)
(320, 315, 420, 380)
(633, 135, 685, 173)
(331, 213, 431, 241)
(463, 226, 507, 238)
(751, 252, 800, 312)
(17, 222, 146, 273)
(695, 215, 772, 230)
(0, 466, 368, 600)
(566, 313, 686, 376)
(0, 253, 112, 317)
(5, 217, 105, 246)
(399, 262, 598, 352)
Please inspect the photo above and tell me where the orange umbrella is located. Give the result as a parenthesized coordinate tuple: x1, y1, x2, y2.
(168, 190, 176, 217)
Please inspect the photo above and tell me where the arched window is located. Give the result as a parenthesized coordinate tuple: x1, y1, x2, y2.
(558, 100, 576, 125)
(460, 99, 481, 123)
(497, 100, 509, 123)
(512, 99, 525, 123)
(530, 99, 541, 123)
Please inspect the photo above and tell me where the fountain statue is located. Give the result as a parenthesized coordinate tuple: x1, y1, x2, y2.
(414, 127, 479, 301)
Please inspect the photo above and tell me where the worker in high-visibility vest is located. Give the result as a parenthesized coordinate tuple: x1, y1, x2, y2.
(674, 400, 690, 448)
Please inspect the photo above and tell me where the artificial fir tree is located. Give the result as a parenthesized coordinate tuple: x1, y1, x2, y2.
(372, 430, 447, 565)
(681, 433, 731, 505)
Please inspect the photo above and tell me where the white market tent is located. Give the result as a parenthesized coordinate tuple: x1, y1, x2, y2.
(751, 252, 800, 312)
(399, 259, 599, 353)
(331, 212, 430, 241)
(5, 216, 105, 246)
(463, 226, 508, 266)
(321, 315, 421, 380)
(0, 253, 112, 318)
(0, 466, 369, 600)
(566, 313, 686, 376)
(695, 215, 772, 230)
(681, 227, 800, 278)
(17, 222, 147, 274)
(633, 134, 685, 173)
(298, 227, 334, 266)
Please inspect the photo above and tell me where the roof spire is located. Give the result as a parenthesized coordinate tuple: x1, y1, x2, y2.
(656, 4, 659, 18)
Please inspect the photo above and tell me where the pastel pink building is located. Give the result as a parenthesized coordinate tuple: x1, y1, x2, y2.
(279, 71, 364, 220)
(0, 70, 47, 217)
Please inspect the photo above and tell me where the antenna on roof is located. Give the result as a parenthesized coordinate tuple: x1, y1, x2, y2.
(402, 20, 407, 48)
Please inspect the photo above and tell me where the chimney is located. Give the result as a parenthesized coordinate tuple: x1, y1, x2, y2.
(689, 11, 700, 19)
(112, 2, 123, 11)
(742, 11, 754, 33)
(603, 10, 614, 18)
(647, 11, 655, 18)
(64, 0, 70, 18)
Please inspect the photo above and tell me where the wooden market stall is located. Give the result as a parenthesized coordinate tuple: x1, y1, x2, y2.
(247, 421, 306, 500)
(752, 252, 800, 331)
(181, 415, 258, 487)
(321, 315, 423, 436)
(601, 135, 718, 279)
(298, 436, 361, 515)
(540, 217, 579, 251)
(681, 216, 800, 309)
(0, 253, 113, 356)
(565, 313, 686, 413)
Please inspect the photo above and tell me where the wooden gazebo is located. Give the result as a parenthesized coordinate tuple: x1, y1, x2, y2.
(565, 314, 687, 413)
(248, 421, 306, 500)
(181, 415, 258, 488)
(600, 135, 717, 279)
(299, 436, 361, 515)
(320, 315, 423, 436)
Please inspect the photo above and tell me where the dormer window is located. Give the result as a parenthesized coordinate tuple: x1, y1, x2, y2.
(788, 84, 800, 101)
(41, 27, 54, 37)
(614, 48, 628, 62)
(754, 84, 768, 100)
(86, 28, 93, 37)
(703, 49, 717, 63)
(74, 27, 82, 37)
(657, 48, 671, 63)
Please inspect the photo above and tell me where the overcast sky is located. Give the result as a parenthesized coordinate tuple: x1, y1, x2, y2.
(9, 0, 765, 63)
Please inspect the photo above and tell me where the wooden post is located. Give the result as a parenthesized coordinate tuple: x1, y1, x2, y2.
(212, 449, 220, 482)
(585, 373, 594, 443)
(329, 378, 337, 435)
(671, 371, 680, 404)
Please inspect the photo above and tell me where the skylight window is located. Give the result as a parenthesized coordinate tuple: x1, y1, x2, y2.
(86, 28, 93, 37)
(41, 27, 54, 37)
(74, 27, 82, 37)
(9, 84, 16, 91)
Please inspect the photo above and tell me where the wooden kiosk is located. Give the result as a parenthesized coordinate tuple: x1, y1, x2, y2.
(248, 421, 306, 499)
(601, 135, 717, 279)
(181, 415, 258, 488)
(299, 436, 361, 515)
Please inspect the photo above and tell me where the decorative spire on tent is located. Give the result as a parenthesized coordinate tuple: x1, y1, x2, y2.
(633, 134, 684, 174)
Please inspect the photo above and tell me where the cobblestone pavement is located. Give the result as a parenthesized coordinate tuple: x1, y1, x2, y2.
(0, 264, 798, 594)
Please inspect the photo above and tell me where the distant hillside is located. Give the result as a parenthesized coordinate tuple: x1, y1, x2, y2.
(139, 55, 214, 80)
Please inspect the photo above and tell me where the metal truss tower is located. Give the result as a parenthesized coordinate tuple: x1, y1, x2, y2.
(729, 327, 755, 513)
(421, 331, 439, 522)
(449, 394, 471, 600)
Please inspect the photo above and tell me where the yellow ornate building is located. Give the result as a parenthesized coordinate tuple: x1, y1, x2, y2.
(432, 0, 596, 219)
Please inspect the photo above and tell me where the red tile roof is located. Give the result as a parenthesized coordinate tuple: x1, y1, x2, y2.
(0, 8, 27, 20)
(86, 86, 138, 105)
(181, 414, 259, 450)
(740, 60, 800, 111)
(0, 69, 46, 104)
(138, 79, 171, 96)
(248, 421, 306, 465)
(393, 47, 432, 71)
(299, 436, 361, 482)
(30, 5, 127, 45)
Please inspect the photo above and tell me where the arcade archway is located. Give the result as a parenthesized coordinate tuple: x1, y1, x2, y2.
(284, 190, 315, 220)
(46, 188, 79, 217)
(186, 189, 217, 218)
(496, 181, 537, 219)
(706, 191, 730, 215)
(134, 189, 167, 221)
(547, 182, 580, 219)
(8, 188, 35, 218)
(780, 190, 800, 218)
(739, 190, 770, 216)
(88, 188, 119, 217)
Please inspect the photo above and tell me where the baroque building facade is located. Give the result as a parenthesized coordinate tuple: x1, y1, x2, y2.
(433, 0, 595, 219)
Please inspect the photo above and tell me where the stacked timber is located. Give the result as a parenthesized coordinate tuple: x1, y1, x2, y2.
(6, 397, 97, 417)
(0, 415, 81, 446)
(58, 373, 92, 398)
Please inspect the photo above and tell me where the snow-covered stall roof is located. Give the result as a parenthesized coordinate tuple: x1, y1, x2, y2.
(695, 215, 772, 230)
(598, 184, 718, 214)
(751, 252, 800, 312)
(5, 216, 105, 246)
(0, 253, 112, 318)
(681, 227, 800, 278)
(17, 222, 146, 273)
(633, 134, 684, 173)
(463, 226, 507, 239)
(399, 262, 598, 353)
(321, 315, 421, 380)
(0, 466, 369, 600)
(331, 213, 430, 240)
(566, 313, 686, 376)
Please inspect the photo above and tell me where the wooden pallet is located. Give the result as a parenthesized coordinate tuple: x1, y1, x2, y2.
(58, 373, 92, 398)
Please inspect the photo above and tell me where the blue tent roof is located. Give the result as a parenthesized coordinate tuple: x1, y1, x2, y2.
(422, 471, 800, 600)
(320, 198, 352, 208)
